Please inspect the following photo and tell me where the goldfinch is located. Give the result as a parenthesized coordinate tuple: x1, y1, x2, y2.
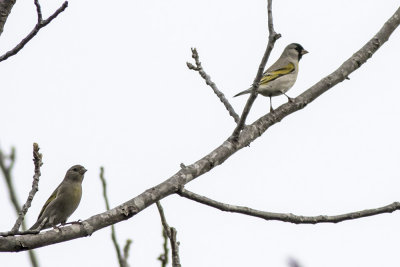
(234, 43, 308, 112)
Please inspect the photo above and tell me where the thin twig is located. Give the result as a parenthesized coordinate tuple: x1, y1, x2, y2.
(169, 228, 181, 267)
(0, 0, 68, 63)
(0, 144, 41, 267)
(33, 0, 42, 23)
(122, 239, 132, 267)
(178, 188, 400, 224)
(156, 201, 181, 267)
(231, 0, 281, 140)
(187, 48, 240, 123)
(157, 227, 169, 267)
(10, 143, 43, 232)
(100, 167, 131, 267)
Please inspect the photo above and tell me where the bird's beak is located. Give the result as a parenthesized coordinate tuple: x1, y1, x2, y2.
(80, 168, 87, 175)
(301, 49, 309, 55)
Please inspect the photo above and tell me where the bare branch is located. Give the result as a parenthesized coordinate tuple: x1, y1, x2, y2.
(11, 143, 43, 233)
(0, 143, 42, 236)
(157, 226, 169, 267)
(0, 144, 41, 267)
(187, 48, 240, 123)
(231, 0, 281, 140)
(122, 239, 132, 266)
(156, 202, 181, 267)
(33, 0, 42, 23)
(169, 228, 181, 267)
(0, 1, 68, 63)
(178, 188, 400, 224)
(0, 0, 16, 36)
(100, 167, 131, 267)
(0, 5, 399, 252)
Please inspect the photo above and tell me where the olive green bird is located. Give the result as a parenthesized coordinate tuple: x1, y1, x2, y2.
(29, 165, 87, 231)
(234, 43, 308, 112)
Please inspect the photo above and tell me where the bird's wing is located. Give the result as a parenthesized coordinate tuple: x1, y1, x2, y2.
(37, 184, 61, 219)
(260, 62, 295, 85)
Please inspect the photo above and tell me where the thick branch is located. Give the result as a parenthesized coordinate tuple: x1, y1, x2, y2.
(187, 48, 240, 123)
(178, 189, 400, 224)
(0, 5, 399, 252)
(0, 1, 68, 63)
(0, 0, 16, 36)
(231, 0, 281, 139)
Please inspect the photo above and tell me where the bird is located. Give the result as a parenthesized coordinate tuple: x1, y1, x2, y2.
(234, 43, 308, 112)
(29, 165, 87, 231)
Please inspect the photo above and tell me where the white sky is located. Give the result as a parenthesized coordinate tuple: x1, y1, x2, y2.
(1, 0, 400, 266)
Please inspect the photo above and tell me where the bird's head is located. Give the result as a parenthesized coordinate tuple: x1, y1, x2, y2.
(65, 164, 87, 183)
(286, 43, 308, 60)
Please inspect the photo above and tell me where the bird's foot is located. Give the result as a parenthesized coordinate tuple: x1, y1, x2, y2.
(283, 93, 294, 102)
(52, 225, 62, 232)
(69, 219, 83, 225)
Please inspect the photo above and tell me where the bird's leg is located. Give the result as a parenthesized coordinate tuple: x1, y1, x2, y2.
(52, 225, 62, 232)
(269, 96, 274, 113)
(284, 93, 294, 102)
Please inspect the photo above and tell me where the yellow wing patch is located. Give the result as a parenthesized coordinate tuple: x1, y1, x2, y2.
(260, 63, 295, 85)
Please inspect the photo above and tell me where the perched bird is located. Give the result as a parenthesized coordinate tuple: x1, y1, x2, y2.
(29, 165, 87, 231)
(234, 43, 308, 112)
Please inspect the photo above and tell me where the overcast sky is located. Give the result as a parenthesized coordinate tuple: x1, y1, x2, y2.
(1, 0, 400, 266)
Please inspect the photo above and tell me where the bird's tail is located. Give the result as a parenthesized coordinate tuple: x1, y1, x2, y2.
(29, 221, 41, 231)
(233, 88, 252, 97)
(29, 218, 44, 231)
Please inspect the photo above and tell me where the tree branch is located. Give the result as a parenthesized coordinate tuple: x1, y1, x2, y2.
(100, 167, 131, 267)
(156, 201, 181, 267)
(231, 0, 281, 140)
(0, 144, 41, 267)
(0, 5, 399, 253)
(0, 0, 16, 36)
(0, 0, 68, 63)
(178, 188, 400, 224)
(10, 143, 43, 233)
(187, 48, 240, 123)
(157, 227, 169, 267)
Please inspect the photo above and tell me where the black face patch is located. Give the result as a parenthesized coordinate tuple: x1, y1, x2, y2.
(292, 43, 305, 60)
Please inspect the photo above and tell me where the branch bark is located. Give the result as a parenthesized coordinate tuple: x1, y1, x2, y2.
(178, 188, 400, 224)
(100, 167, 131, 267)
(187, 48, 240, 123)
(231, 0, 281, 139)
(0, 5, 399, 253)
(0, 0, 16, 36)
(0, 144, 41, 267)
(156, 201, 181, 267)
(0, 0, 68, 63)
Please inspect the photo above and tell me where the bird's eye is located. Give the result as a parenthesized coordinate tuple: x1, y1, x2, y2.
(73, 168, 78, 172)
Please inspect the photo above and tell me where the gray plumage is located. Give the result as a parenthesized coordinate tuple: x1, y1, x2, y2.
(234, 43, 308, 111)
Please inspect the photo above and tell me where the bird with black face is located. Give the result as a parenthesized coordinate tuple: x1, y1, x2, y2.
(234, 43, 308, 112)
(29, 165, 87, 231)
